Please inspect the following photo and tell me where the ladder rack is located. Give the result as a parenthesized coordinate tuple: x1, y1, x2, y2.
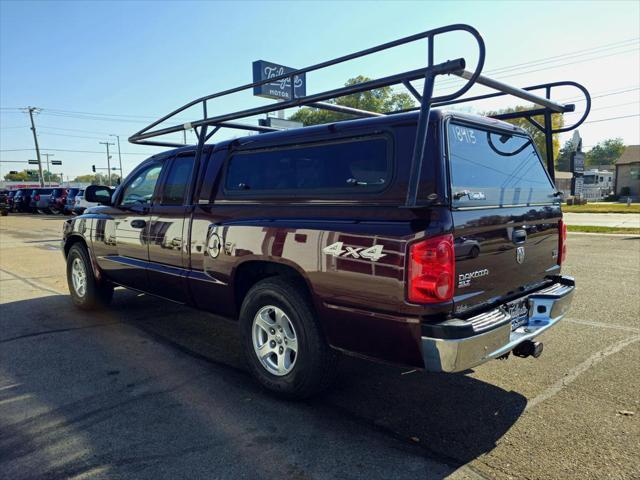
(128, 23, 591, 207)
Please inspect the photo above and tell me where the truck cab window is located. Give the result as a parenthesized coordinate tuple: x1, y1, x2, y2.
(120, 163, 162, 206)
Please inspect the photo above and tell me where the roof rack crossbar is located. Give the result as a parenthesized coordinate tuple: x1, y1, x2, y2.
(453, 70, 566, 112)
(309, 102, 385, 118)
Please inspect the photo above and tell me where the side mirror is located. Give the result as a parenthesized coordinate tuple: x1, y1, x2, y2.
(85, 185, 113, 205)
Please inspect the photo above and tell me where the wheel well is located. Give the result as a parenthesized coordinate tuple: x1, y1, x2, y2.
(64, 235, 87, 258)
(233, 261, 311, 313)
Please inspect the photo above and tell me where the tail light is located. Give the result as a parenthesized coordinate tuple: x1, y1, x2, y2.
(34, 194, 40, 201)
(408, 234, 455, 303)
(558, 219, 567, 265)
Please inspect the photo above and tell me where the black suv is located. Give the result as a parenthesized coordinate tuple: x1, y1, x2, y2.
(62, 25, 585, 398)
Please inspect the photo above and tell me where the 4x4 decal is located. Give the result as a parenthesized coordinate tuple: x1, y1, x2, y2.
(322, 242, 386, 262)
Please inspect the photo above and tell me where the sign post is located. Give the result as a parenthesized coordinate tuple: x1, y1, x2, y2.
(570, 151, 585, 199)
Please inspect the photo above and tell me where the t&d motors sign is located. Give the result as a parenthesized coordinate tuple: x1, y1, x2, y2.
(252, 60, 306, 101)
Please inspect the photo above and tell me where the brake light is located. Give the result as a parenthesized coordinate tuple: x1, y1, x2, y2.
(408, 234, 455, 303)
(558, 219, 567, 265)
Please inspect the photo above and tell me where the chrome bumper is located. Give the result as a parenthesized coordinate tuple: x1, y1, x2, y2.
(421, 277, 575, 373)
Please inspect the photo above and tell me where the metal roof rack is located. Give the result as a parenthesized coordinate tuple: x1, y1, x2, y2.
(129, 23, 591, 207)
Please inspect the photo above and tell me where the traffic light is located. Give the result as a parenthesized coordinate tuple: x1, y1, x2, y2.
(92, 165, 96, 172)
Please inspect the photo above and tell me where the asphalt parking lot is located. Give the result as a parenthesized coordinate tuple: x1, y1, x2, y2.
(1, 214, 639, 480)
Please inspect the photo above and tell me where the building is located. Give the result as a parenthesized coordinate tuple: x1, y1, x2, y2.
(614, 145, 640, 198)
(554, 171, 573, 196)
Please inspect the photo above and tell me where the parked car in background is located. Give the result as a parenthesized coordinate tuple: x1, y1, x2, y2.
(31, 188, 55, 214)
(48, 188, 68, 214)
(73, 189, 101, 215)
(13, 188, 34, 213)
(6, 190, 17, 211)
(64, 188, 81, 214)
(0, 190, 9, 216)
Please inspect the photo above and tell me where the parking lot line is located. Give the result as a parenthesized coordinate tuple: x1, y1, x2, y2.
(565, 318, 640, 333)
(525, 334, 640, 411)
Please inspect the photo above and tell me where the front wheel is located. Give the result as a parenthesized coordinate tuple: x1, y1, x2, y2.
(66, 243, 113, 310)
(240, 277, 337, 399)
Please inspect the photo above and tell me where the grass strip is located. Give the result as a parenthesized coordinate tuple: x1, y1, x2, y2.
(562, 204, 640, 214)
(567, 225, 640, 235)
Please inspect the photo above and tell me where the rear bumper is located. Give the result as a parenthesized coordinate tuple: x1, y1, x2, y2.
(421, 276, 575, 372)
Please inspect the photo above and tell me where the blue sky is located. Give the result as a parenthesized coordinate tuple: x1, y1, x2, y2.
(1, 0, 639, 179)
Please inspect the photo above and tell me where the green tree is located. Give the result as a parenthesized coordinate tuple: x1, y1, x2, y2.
(483, 106, 565, 164)
(3, 169, 39, 181)
(72, 173, 120, 185)
(585, 138, 625, 167)
(289, 75, 415, 126)
(555, 140, 575, 172)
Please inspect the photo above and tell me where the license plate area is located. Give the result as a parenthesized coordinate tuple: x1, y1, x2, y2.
(506, 298, 530, 331)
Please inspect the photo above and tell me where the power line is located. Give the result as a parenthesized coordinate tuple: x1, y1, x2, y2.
(583, 113, 640, 124)
(38, 125, 126, 136)
(39, 132, 111, 141)
(0, 148, 156, 155)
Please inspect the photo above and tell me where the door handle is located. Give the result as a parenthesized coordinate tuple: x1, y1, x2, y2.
(512, 229, 527, 244)
(130, 219, 146, 228)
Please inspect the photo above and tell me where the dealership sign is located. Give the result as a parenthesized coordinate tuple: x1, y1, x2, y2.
(253, 60, 306, 100)
(571, 151, 585, 174)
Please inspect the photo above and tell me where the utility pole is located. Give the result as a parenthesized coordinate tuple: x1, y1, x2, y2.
(99, 141, 115, 187)
(27, 107, 44, 187)
(109, 134, 124, 181)
(42, 153, 54, 186)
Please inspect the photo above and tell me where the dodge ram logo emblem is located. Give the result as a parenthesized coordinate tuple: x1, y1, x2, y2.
(516, 246, 525, 264)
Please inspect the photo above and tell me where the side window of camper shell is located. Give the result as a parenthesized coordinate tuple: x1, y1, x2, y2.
(223, 136, 391, 197)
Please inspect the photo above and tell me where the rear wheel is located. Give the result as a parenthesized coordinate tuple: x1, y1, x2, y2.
(66, 243, 113, 310)
(240, 277, 337, 399)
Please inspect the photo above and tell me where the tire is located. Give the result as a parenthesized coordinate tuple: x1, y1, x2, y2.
(0, 209, 8, 216)
(66, 243, 113, 310)
(239, 277, 337, 399)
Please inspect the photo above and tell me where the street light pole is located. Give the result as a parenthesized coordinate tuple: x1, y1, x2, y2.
(110, 134, 124, 182)
(99, 141, 115, 187)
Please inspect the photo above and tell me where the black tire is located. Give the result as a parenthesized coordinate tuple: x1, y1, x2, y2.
(66, 243, 113, 310)
(239, 277, 337, 399)
(0, 209, 8, 216)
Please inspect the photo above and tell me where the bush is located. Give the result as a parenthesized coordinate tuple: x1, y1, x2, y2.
(620, 187, 631, 196)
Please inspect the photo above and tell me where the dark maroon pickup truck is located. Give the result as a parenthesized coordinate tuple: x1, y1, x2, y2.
(62, 110, 575, 397)
(62, 25, 584, 398)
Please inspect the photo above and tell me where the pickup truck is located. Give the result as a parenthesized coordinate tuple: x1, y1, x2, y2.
(62, 110, 574, 398)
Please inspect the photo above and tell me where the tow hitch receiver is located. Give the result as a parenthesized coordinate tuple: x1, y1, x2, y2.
(513, 340, 544, 359)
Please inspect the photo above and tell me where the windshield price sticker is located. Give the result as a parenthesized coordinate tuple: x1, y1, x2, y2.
(453, 126, 476, 144)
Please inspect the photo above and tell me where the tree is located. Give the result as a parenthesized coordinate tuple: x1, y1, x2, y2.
(585, 138, 625, 167)
(483, 106, 564, 164)
(3, 169, 60, 183)
(72, 173, 120, 185)
(555, 140, 575, 172)
(289, 75, 415, 126)
(3, 169, 39, 181)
